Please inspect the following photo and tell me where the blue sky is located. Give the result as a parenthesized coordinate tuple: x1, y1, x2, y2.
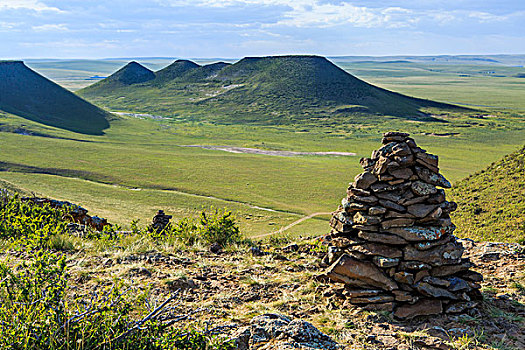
(0, 0, 524, 58)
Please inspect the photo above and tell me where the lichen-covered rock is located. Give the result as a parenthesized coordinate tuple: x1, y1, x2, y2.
(233, 314, 342, 350)
(385, 225, 455, 242)
(403, 241, 464, 266)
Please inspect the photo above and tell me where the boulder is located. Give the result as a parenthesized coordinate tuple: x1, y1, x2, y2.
(234, 314, 341, 350)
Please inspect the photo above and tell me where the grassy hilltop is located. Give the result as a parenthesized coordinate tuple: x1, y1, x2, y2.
(450, 145, 525, 243)
(0, 61, 110, 135)
(79, 55, 467, 124)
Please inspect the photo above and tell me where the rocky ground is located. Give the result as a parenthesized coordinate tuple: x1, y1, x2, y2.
(1, 237, 523, 349)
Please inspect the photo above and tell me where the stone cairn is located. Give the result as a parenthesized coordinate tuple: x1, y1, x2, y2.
(148, 210, 172, 233)
(321, 132, 483, 319)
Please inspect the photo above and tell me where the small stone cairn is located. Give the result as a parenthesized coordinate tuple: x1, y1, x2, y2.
(149, 210, 172, 233)
(321, 132, 483, 319)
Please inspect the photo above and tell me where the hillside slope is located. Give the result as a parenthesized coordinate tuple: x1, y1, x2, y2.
(88, 61, 155, 88)
(449, 145, 525, 243)
(0, 61, 110, 135)
(79, 55, 466, 124)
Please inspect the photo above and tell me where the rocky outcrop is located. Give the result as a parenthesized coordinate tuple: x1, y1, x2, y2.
(321, 132, 483, 319)
(21, 196, 108, 231)
(233, 314, 341, 349)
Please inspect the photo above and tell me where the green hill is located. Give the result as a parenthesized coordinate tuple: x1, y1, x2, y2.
(79, 55, 467, 124)
(94, 61, 155, 86)
(152, 59, 200, 84)
(449, 145, 525, 243)
(0, 61, 110, 135)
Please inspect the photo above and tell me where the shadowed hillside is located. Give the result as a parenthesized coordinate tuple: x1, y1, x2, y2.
(0, 61, 110, 135)
(450, 145, 525, 243)
(79, 55, 468, 124)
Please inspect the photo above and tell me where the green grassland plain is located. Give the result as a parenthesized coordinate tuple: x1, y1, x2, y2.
(1, 57, 524, 240)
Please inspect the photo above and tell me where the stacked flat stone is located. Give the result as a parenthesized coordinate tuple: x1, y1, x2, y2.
(322, 132, 483, 319)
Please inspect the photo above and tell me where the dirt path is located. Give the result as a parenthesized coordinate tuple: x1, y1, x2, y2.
(253, 212, 331, 239)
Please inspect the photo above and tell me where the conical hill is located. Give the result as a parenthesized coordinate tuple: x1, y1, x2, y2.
(79, 55, 467, 124)
(0, 61, 110, 135)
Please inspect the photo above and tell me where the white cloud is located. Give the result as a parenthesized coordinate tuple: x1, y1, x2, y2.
(468, 11, 508, 23)
(32, 23, 69, 31)
(272, 3, 418, 29)
(0, 0, 63, 12)
(156, 0, 310, 8)
(157, 1, 523, 30)
(0, 21, 20, 30)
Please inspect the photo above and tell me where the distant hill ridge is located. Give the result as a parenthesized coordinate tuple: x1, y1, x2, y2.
(105, 61, 155, 85)
(80, 55, 467, 124)
(0, 61, 110, 134)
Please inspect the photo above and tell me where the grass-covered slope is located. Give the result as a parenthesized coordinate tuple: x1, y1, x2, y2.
(0, 61, 110, 135)
(204, 56, 460, 119)
(152, 59, 200, 84)
(85, 61, 155, 88)
(450, 145, 525, 243)
(79, 55, 467, 124)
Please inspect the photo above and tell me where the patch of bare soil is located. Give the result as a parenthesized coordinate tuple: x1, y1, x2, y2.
(180, 145, 357, 157)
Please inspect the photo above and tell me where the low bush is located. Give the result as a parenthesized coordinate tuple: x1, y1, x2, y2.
(0, 250, 234, 349)
(0, 192, 67, 248)
(149, 209, 243, 247)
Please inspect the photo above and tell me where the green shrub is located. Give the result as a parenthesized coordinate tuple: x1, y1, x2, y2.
(199, 210, 241, 246)
(149, 209, 242, 247)
(0, 193, 67, 248)
(0, 250, 234, 349)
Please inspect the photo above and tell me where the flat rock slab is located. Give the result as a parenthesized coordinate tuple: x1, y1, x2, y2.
(407, 203, 439, 218)
(358, 231, 408, 245)
(352, 242, 403, 258)
(404, 241, 464, 266)
(385, 225, 455, 242)
(326, 254, 398, 291)
(350, 295, 394, 304)
(430, 260, 473, 277)
(394, 299, 443, 319)
(415, 282, 458, 300)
